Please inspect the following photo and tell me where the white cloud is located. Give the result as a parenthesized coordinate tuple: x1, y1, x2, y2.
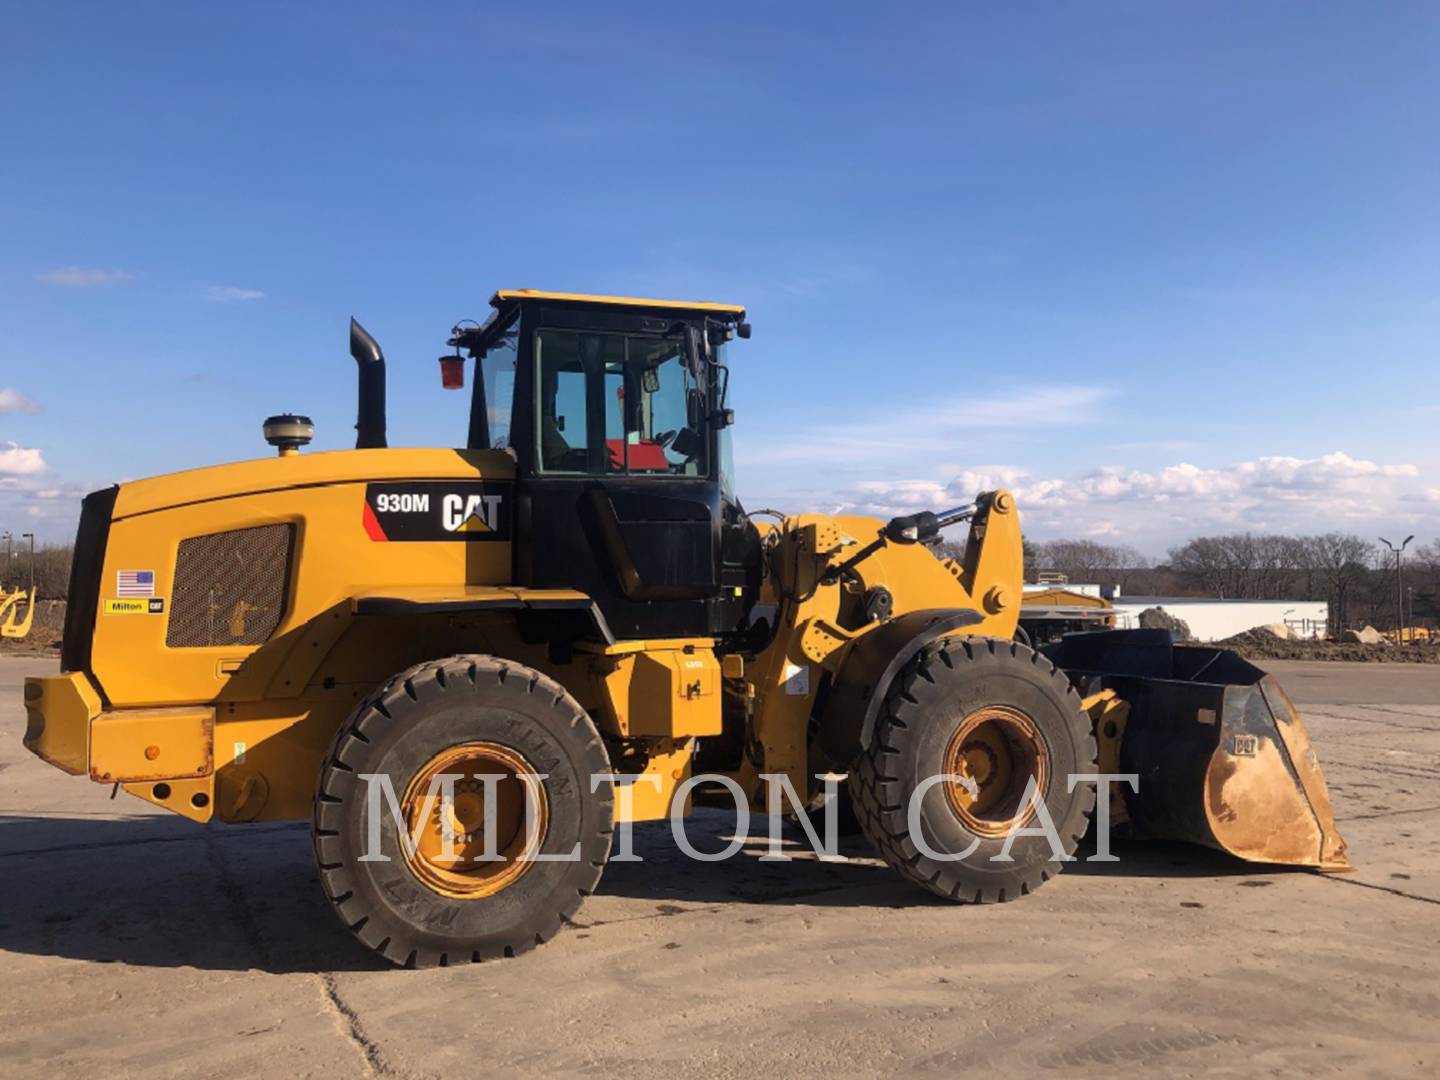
(0, 443, 47, 475)
(35, 267, 133, 288)
(0, 474, 90, 541)
(0, 389, 40, 415)
(0, 483, 86, 544)
(832, 451, 1434, 554)
(207, 285, 266, 303)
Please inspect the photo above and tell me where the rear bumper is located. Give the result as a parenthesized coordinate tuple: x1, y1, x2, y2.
(23, 674, 215, 791)
(23, 672, 102, 776)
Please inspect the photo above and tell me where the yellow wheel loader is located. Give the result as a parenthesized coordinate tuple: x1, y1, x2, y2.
(22, 290, 1348, 967)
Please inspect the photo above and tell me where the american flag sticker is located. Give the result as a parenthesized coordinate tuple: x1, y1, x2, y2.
(116, 570, 155, 597)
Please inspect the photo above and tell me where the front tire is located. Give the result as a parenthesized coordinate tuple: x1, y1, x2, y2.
(313, 656, 613, 967)
(849, 637, 1096, 903)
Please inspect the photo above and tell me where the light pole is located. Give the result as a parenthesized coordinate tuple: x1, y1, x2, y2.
(21, 533, 33, 593)
(1379, 535, 1414, 642)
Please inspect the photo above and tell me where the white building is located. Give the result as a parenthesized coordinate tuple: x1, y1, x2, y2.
(1023, 584, 1329, 642)
(1108, 597, 1329, 642)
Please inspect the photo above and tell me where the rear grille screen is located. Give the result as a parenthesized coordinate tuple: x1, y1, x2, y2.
(166, 525, 294, 648)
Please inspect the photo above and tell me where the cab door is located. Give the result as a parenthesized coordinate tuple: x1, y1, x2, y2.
(510, 306, 722, 640)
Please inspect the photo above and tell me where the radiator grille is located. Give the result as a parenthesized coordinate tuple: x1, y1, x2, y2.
(166, 525, 294, 648)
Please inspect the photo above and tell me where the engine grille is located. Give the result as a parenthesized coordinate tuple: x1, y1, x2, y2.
(166, 525, 294, 649)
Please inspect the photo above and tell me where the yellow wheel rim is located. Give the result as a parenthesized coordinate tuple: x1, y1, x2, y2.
(943, 705, 1050, 837)
(401, 742, 548, 899)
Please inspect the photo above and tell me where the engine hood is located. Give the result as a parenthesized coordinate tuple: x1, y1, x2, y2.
(111, 447, 515, 520)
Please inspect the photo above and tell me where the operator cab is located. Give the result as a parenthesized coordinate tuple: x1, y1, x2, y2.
(450, 290, 760, 640)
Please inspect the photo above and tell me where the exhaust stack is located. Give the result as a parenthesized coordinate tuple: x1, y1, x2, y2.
(350, 317, 387, 449)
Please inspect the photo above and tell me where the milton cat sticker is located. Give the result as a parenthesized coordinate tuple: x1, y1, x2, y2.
(363, 481, 512, 542)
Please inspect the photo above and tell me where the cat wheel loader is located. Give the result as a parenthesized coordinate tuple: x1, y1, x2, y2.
(22, 290, 1349, 967)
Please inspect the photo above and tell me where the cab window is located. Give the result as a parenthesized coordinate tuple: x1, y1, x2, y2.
(534, 328, 707, 476)
(479, 331, 517, 450)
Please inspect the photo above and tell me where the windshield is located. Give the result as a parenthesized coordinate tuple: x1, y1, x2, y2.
(466, 312, 518, 452)
(718, 425, 736, 500)
(480, 337, 517, 450)
(534, 328, 707, 476)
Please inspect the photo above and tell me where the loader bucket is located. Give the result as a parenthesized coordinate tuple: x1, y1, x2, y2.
(1047, 630, 1350, 871)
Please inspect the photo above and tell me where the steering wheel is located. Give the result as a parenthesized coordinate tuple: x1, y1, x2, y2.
(653, 429, 678, 448)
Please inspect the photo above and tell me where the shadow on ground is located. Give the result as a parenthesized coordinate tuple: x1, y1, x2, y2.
(0, 814, 379, 974)
(0, 809, 1289, 973)
(1066, 833, 1311, 881)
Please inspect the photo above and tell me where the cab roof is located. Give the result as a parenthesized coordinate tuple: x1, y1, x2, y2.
(489, 289, 745, 317)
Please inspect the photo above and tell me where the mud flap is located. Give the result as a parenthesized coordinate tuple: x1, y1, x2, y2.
(1048, 630, 1350, 871)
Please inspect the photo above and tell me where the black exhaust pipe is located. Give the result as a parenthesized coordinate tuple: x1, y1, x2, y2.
(349, 318, 387, 449)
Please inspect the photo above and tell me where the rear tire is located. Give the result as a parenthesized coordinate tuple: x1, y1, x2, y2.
(313, 655, 613, 967)
(849, 637, 1096, 902)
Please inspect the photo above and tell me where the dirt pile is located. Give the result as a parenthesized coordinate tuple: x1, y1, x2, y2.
(1217, 627, 1440, 664)
(1137, 606, 1193, 641)
(1340, 625, 1384, 645)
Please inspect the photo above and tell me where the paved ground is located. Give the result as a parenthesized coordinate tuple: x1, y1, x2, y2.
(1, 656, 1436, 1077)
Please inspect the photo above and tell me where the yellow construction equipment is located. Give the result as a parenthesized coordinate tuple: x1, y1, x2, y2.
(22, 291, 1349, 967)
(1020, 586, 1116, 645)
(0, 590, 34, 639)
(0, 533, 18, 621)
(1, 532, 35, 640)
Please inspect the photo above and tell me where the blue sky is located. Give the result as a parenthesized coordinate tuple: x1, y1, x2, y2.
(3, 2, 1439, 553)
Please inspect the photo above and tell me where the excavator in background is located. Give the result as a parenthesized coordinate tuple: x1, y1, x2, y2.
(22, 290, 1348, 967)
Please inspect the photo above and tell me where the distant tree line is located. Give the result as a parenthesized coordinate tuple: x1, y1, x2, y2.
(1025, 533, 1440, 634)
(1, 543, 73, 601)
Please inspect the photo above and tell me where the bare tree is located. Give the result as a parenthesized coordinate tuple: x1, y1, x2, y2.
(1167, 536, 1234, 597)
(2, 543, 72, 601)
(1032, 540, 1149, 588)
(1304, 533, 1376, 634)
(1409, 540, 1440, 629)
